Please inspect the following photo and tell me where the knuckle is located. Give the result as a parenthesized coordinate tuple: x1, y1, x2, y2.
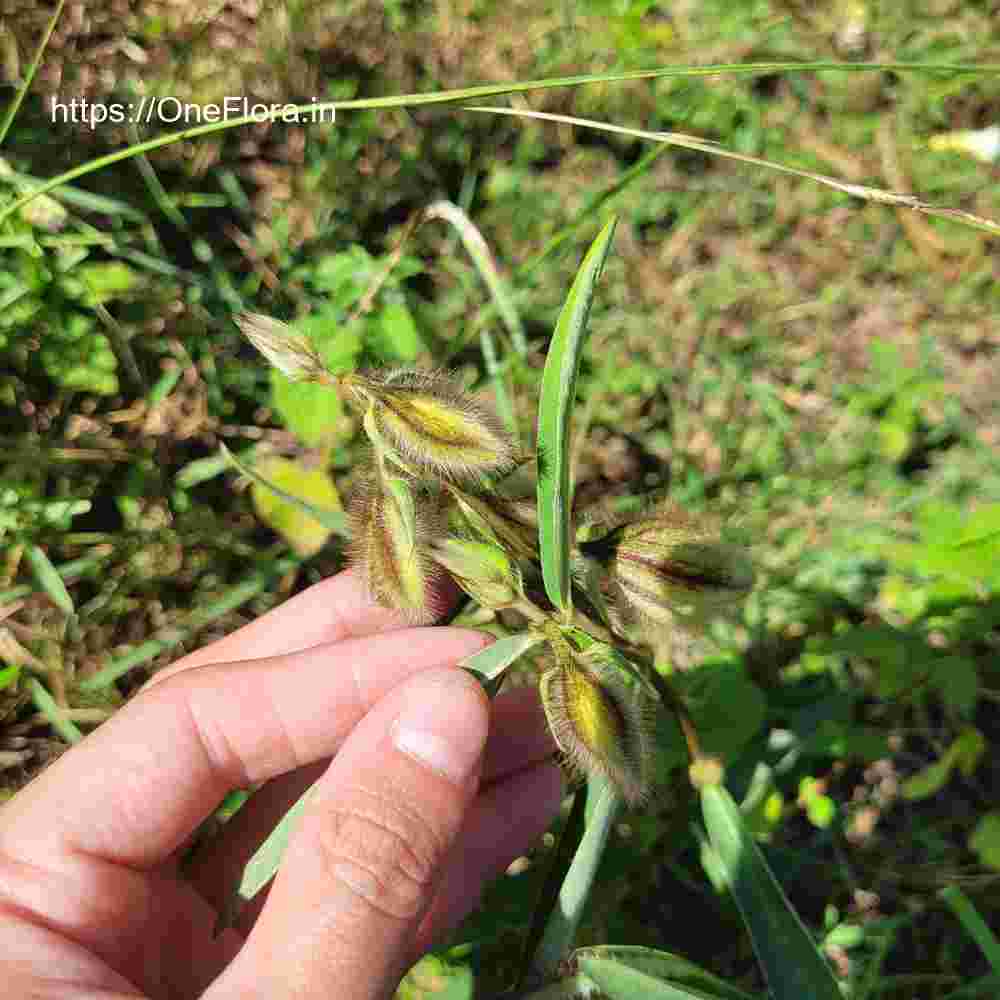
(313, 788, 445, 923)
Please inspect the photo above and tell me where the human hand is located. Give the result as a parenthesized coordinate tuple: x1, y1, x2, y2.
(0, 569, 563, 998)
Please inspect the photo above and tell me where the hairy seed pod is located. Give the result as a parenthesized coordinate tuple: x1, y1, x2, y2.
(431, 537, 524, 610)
(580, 500, 754, 631)
(236, 313, 330, 383)
(450, 488, 538, 561)
(343, 369, 519, 484)
(539, 649, 654, 806)
(347, 471, 443, 622)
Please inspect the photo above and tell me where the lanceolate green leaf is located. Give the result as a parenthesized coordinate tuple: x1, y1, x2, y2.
(536, 218, 617, 615)
(461, 632, 544, 684)
(701, 784, 841, 1000)
(215, 781, 317, 935)
(573, 946, 760, 1000)
(575, 954, 735, 1000)
(531, 776, 621, 979)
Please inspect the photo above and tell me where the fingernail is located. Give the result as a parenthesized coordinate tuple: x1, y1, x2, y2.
(392, 671, 488, 785)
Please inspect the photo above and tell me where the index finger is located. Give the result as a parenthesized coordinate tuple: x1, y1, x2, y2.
(151, 568, 461, 684)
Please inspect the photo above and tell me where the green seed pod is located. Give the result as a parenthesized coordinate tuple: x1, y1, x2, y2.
(431, 537, 524, 610)
(343, 370, 519, 484)
(581, 500, 754, 632)
(347, 471, 443, 623)
(539, 646, 654, 806)
(449, 487, 538, 561)
(236, 313, 330, 383)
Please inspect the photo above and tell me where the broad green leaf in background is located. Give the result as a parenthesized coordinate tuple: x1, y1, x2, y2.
(536, 217, 617, 615)
(969, 812, 1000, 872)
(271, 371, 346, 448)
(955, 503, 1000, 549)
(371, 301, 424, 363)
(701, 783, 841, 1000)
(0, 663, 21, 691)
(651, 662, 766, 778)
(268, 311, 360, 448)
(250, 456, 343, 558)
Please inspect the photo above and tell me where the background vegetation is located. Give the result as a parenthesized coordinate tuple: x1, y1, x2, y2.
(1, 2, 999, 998)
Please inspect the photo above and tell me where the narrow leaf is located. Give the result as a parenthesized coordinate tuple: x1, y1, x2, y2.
(536, 218, 617, 615)
(939, 886, 1000, 973)
(576, 955, 731, 999)
(24, 545, 75, 615)
(215, 781, 316, 935)
(425, 200, 527, 357)
(461, 632, 544, 684)
(701, 783, 841, 1000)
(531, 776, 621, 979)
(28, 677, 83, 744)
(468, 106, 1000, 239)
(573, 946, 760, 1000)
(0, 0, 67, 145)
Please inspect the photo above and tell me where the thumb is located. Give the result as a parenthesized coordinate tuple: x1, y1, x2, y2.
(206, 667, 490, 1000)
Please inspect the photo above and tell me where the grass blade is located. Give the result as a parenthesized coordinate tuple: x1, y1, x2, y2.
(701, 783, 841, 1000)
(467, 106, 1000, 239)
(220, 443, 349, 536)
(24, 544, 75, 616)
(79, 557, 299, 689)
(479, 329, 517, 436)
(536, 217, 617, 616)
(28, 677, 83, 744)
(939, 886, 1000, 973)
(0, 553, 107, 606)
(0, 0, 67, 146)
(425, 200, 527, 357)
(3, 61, 995, 223)
(215, 780, 317, 935)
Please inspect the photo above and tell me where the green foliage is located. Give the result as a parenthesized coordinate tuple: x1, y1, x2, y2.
(2, 5, 999, 998)
(536, 217, 617, 615)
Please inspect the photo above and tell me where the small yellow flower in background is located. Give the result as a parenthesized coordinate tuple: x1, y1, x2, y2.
(928, 125, 1000, 164)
